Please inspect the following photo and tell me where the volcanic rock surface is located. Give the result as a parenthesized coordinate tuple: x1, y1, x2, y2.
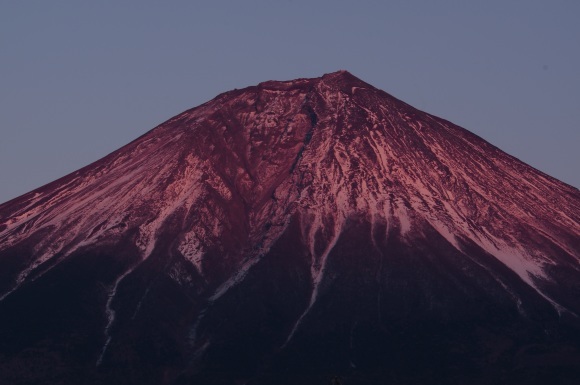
(1, 71, 579, 384)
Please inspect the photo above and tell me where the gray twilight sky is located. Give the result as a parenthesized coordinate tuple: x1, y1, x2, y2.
(1, 1, 578, 204)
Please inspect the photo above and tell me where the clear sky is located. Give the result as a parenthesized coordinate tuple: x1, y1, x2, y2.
(1, 1, 578, 204)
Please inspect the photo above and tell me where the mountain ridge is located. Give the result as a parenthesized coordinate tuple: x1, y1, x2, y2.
(1, 71, 579, 384)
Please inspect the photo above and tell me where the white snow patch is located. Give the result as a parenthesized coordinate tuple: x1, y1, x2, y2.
(283, 213, 343, 347)
(420, 200, 570, 316)
(209, 255, 263, 301)
(392, 201, 411, 235)
(96, 260, 143, 366)
(178, 233, 205, 274)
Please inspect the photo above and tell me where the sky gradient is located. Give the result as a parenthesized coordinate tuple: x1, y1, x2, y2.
(1, 1, 578, 204)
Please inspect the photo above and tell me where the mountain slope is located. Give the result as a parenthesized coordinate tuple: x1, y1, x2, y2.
(1, 71, 579, 384)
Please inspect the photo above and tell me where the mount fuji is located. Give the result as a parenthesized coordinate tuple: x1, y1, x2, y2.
(1, 71, 579, 384)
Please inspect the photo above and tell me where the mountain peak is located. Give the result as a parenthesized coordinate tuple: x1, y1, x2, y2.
(318, 69, 371, 90)
(322, 69, 358, 80)
(255, 70, 370, 93)
(316, 69, 371, 88)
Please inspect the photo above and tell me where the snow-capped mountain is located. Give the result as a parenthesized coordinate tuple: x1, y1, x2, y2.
(1, 71, 579, 384)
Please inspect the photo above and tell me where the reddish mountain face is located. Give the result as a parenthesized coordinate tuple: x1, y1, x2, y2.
(1, 71, 579, 385)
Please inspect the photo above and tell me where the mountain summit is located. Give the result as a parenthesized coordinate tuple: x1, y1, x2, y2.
(1, 71, 579, 384)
